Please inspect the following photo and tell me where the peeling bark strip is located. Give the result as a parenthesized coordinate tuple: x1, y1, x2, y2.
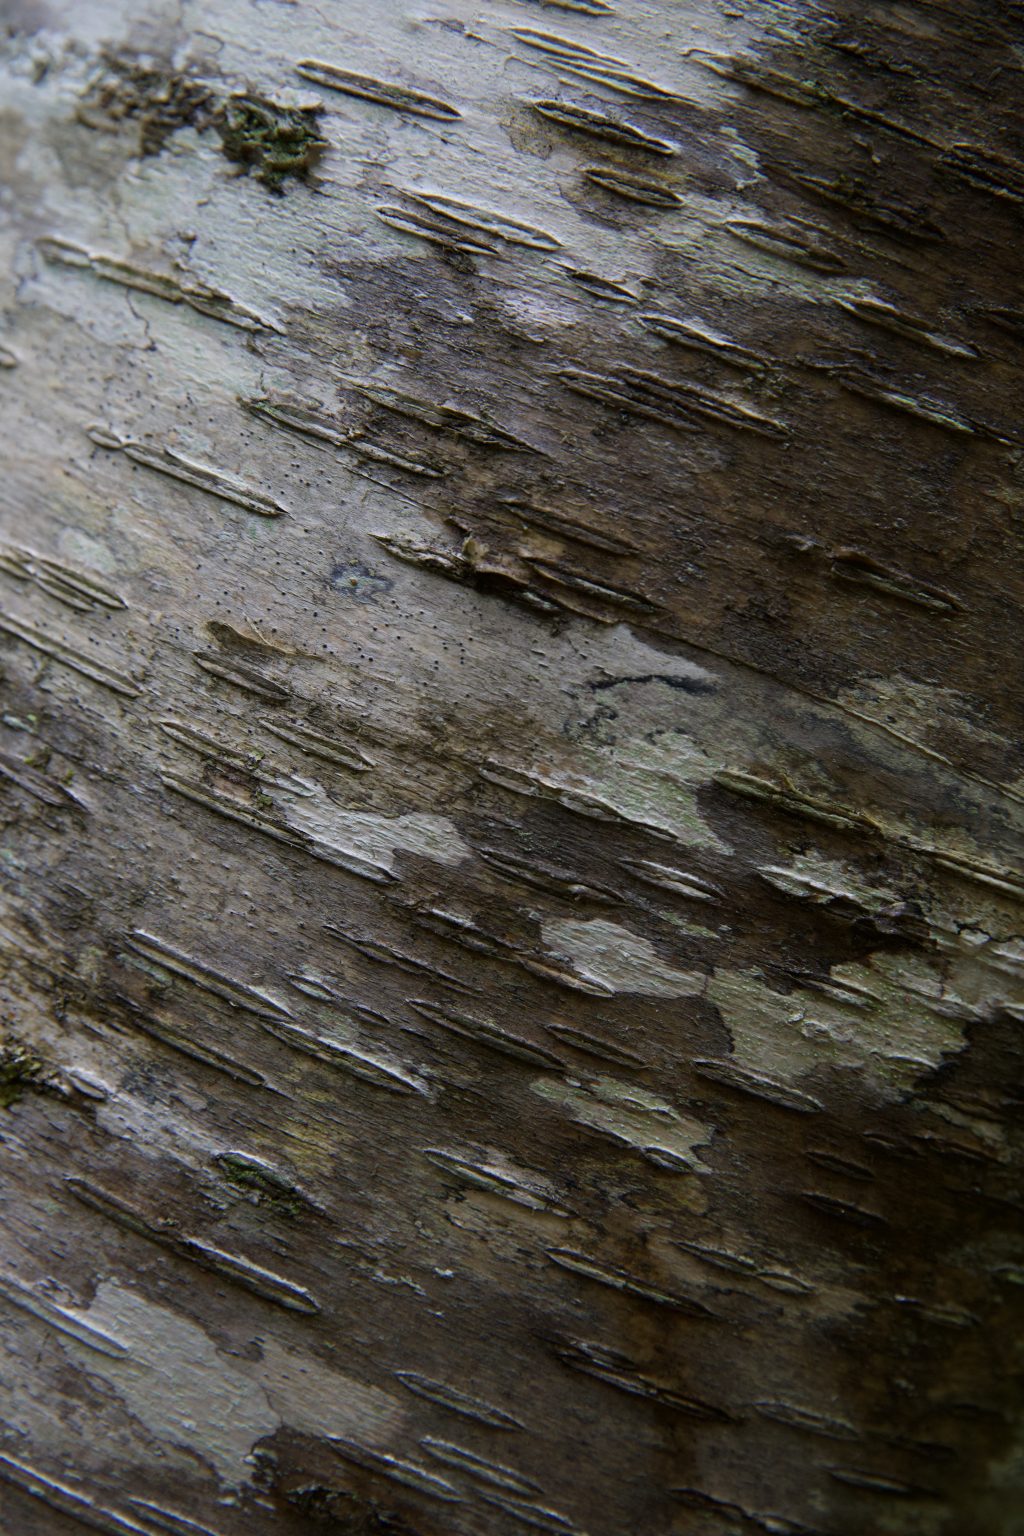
(0, 1, 1022, 1534)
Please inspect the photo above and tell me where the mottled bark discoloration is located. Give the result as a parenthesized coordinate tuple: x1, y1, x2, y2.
(0, 1, 1022, 1534)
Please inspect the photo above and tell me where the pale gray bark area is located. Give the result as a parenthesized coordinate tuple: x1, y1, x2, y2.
(0, 2, 1022, 1534)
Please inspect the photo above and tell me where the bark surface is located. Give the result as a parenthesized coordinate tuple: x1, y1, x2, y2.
(0, 2, 1022, 1534)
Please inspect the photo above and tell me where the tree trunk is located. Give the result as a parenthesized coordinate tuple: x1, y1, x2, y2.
(0, 2, 1021, 1533)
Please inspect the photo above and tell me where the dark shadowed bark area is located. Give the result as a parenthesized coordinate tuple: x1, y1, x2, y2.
(0, 1, 1022, 1533)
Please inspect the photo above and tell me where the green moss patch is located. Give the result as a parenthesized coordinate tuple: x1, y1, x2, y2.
(0, 1041, 52, 1110)
(215, 94, 326, 190)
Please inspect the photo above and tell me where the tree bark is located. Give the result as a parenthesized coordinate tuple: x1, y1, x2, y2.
(0, 2, 1022, 1534)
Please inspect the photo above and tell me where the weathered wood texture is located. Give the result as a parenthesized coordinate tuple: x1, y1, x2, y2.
(0, 1, 1022, 1532)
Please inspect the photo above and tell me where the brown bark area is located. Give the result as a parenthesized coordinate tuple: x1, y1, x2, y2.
(0, 2, 1022, 1534)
